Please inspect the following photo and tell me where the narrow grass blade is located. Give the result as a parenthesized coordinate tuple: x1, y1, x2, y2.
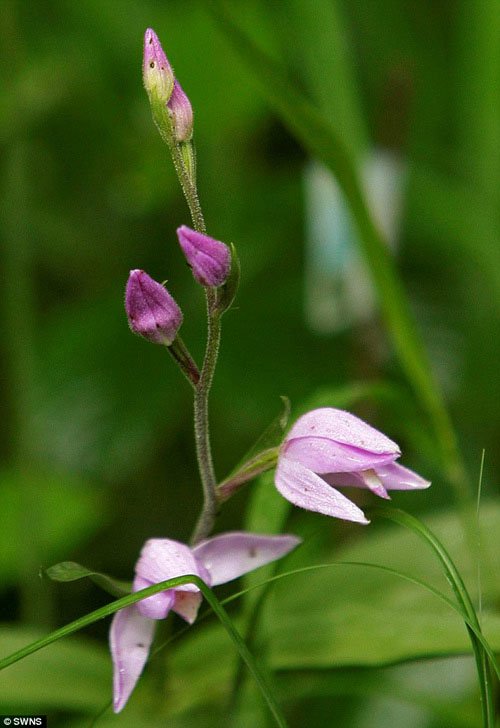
(372, 505, 497, 727)
(0, 575, 288, 728)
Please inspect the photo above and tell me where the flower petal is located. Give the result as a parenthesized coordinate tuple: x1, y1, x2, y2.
(110, 606, 155, 713)
(193, 532, 301, 586)
(286, 408, 400, 455)
(173, 591, 203, 624)
(133, 575, 175, 620)
(375, 461, 431, 491)
(135, 538, 210, 591)
(275, 457, 369, 524)
(284, 437, 397, 474)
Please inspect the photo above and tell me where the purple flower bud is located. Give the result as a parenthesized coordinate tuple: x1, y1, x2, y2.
(143, 28, 174, 104)
(177, 225, 231, 287)
(275, 408, 431, 523)
(167, 80, 194, 142)
(125, 269, 182, 345)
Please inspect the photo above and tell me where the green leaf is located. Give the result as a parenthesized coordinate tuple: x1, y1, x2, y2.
(238, 396, 290, 467)
(46, 561, 130, 597)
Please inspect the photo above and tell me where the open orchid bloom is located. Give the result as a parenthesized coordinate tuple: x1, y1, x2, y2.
(110, 531, 300, 712)
(275, 408, 430, 524)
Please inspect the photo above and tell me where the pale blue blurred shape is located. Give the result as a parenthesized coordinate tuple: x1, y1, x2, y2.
(304, 150, 406, 333)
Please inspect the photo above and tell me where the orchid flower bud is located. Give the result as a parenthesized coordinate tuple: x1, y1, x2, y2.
(125, 269, 182, 345)
(168, 80, 194, 143)
(177, 226, 231, 287)
(143, 28, 174, 105)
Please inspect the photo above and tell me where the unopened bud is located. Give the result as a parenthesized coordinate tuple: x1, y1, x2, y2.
(143, 28, 174, 105)
(168, 80, 193, 142)
(126, 269, 182, 345)
(177, 226, 231, 287)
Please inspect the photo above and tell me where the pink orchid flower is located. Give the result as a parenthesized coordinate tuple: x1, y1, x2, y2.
(275, 407, 430, 524)
(110, 531, 300, 712)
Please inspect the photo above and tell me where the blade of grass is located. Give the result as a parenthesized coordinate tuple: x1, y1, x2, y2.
(223, 563, 499, 678)
(149, 562, 499, 679)
(476, 451, 486, 622)
(372, 505, 496, 727)
(0, 576, 288, 728)
(273, 0, 367, 158)
(208, 1, 468, 504)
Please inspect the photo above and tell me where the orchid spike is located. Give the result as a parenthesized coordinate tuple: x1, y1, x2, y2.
(110, 531, 300, 712)
(177, 225, 231, 287)
(275, 408, 430, 524)
(125, 269, 182, 345)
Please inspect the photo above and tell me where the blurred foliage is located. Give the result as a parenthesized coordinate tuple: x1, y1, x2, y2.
(0, 0, 499, 726)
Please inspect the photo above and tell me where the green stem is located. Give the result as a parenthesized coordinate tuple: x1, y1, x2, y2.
(169, 140, 206, 234)
(151, 97, 222, 542)
(191, 300, 222, 544)
(169, 130, 221, 543)
(168, 335, 200, 387)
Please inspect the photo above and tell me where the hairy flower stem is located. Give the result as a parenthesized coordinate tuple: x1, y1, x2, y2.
(190, 295, 221, 544)
(170, 142, 205, 234)
(168, 335, 200, 387)
(155, 98, 221, 541)
(168, 139, 221, 543)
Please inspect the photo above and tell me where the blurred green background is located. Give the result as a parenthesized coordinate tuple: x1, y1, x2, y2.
(1, 0, 499, 726)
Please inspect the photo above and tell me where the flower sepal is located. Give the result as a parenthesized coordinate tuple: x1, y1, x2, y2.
(216, 242, 240, 314)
